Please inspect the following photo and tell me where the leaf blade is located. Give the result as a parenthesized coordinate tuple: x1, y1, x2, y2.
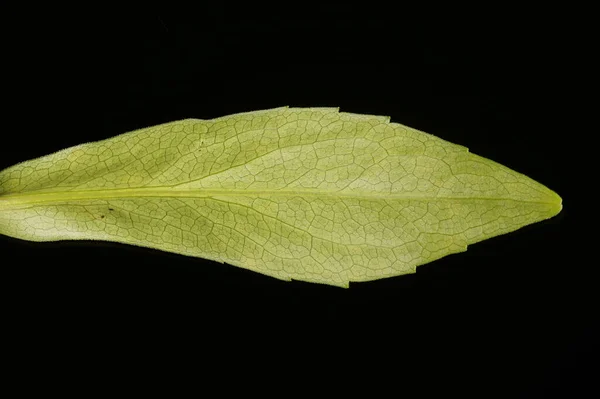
(0, 107, 562, 286)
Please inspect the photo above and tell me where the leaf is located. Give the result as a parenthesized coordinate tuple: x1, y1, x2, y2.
(0, 107, 561, 287)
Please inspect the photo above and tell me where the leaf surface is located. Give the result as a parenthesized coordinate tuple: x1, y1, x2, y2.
(0, 107, 562, 287)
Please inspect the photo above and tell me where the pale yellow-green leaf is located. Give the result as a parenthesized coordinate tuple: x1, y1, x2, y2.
(0, 107, 561, 287)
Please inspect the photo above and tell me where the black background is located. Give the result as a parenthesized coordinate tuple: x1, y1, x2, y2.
(0, 7, 593, 397)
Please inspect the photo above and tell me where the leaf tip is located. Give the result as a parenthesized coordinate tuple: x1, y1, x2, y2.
(544, 188, 563, 219)
(552, 192, 563, 216)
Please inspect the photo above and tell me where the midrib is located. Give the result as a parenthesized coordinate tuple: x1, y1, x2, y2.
(0, 186, 561, 209)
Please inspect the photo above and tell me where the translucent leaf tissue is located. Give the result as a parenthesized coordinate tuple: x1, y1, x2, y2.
(0, 107, 562, 287)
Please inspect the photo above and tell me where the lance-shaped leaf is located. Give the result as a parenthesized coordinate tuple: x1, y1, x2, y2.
(0, 107, 561, 287)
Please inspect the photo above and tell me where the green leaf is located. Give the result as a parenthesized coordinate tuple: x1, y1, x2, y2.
(0, 107, 561, 287)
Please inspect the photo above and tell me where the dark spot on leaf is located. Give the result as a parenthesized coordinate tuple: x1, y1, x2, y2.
(100, 215, 105, 219)
(108, 208, 114, 211)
